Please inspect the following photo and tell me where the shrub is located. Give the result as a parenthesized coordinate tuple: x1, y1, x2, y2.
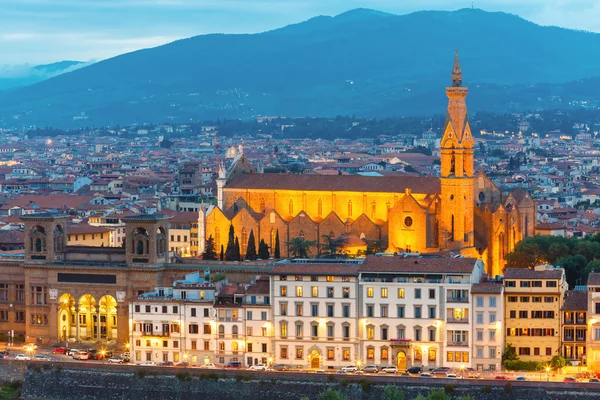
(444, 384, 454, 394)
(317, 389, 348, 400)
(503, 360, 542, 372)
(176, 371, 191, 381)
(383, 385, 406, 400)
(328, 375, 336, 383)
(259, 379, 266, 387)
(5, 381, 22, 390)
(504, 383, 512, 394)
(360, 379, 372, 392)
(482, 385, 492, 394)
(135, 369, 148, 378)
(208, 372, 219, 381)
(236, 374, 244, 382)
(427, 388, 448, 400)
(243, 375, 251, 382)
(55, 365, 62, 374)
(340, 379, 350, 388)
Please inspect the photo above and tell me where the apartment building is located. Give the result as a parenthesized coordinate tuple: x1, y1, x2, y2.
(214, 285, 245, 366)
(503, 266, 567, 362)
(560, 290, 587, 365)
(130, 272, 217, 365)
(242, 278, 272, 366)
(587, 273, 600, 373)
(270, 263, 360, 370)
(471, 281, 503, 371)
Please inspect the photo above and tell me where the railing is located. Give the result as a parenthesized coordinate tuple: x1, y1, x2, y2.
(565, 319, 585, 325)
(217, 317, 242, 322)
(447, 297, 469, 303)
(142, 331, 170, 337)
(447, 317, 469, 323)
(447, 341, 469, 347)
(390, 339, 412, 347)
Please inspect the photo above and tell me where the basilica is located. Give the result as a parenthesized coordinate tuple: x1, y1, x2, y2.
(200, 53, 535, 277)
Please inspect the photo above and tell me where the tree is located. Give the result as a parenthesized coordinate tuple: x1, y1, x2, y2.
(225, 224, 236, 261)
(505, 241, 543, 269)
(502, 343, 518, 366)
(202, 235, 217, 260)
(274, 230, 281, 259)
(245, 229, 257, 260)
(258, 239, 270, 259)
(219, 244, 224, 261)
(365, 240, 382, 255)
(383, 385, 406, 400)
(234, 237, 241, 261)
(159, 138, 173, 149)
(550, 355, 566, 370)
(321, 234, 348, 257)
(556, 254, 587, 288)
(287, 237, 317, 258)
(317, 389, 348, 400)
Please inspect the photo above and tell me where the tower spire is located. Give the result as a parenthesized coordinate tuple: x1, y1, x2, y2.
(452, 49, 462, 87)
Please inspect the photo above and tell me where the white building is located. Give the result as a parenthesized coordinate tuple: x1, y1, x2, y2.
(270, 263, 360, 370)
(471, 281, 504, 371)
(242, 278, 273, 366)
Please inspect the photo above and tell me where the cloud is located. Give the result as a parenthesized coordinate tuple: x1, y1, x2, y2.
(1, 0, 600, 64)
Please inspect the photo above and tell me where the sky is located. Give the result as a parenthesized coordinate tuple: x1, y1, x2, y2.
(2, 0, 600, 66)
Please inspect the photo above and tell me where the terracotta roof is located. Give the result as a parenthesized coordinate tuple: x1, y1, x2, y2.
(588, 273, 600, 286)
(271, 264, 361, 276)
(245, 279, 270, 295)
(170, 211, 199, 223)
(471, 282, 503, 294)
(67, 224, 113, 234)
(225, 173, 440, 194)
(359, 255, 478, 274)
(504, 267, 564, 280)
(561, 290, 588, 311)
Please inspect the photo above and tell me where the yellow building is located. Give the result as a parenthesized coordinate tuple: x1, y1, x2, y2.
(199, 52, 535, 277)
(67, 224, 112, 247)
(503, 266, 567, 363)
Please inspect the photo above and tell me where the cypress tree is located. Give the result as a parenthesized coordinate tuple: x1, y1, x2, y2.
(234, 236, 241, 261)
(258, 239, 270, 259)
(246, 229, 257, 261)
(202, 235, 217, 260)
(274, 229, 281, 259)
(219, 244, 224, 261)
(225, 224, 236, 261)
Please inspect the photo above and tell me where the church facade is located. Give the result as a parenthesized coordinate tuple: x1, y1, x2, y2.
(201, 53, 535, 277)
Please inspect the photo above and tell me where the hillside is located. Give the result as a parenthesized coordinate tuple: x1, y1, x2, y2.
(2, 8, 600, 128)
(0, 61, 85, 91)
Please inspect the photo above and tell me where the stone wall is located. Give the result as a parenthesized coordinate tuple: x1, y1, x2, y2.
(0, 360, 26, 384)
(20, 363, 600, 400)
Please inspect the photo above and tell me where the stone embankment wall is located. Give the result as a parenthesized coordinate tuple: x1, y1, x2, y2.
(20, 363, 600, 400)
(0, 360, 26, 384)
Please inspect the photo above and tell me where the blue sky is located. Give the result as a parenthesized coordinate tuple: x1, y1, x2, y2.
(2, 0, 600, 65)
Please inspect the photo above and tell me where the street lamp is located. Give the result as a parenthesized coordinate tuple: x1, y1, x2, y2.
(460, 365, 465, 379)
(546, 366, 551, 382)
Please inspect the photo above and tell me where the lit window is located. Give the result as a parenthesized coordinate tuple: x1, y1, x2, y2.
(367, 287, 374, 298)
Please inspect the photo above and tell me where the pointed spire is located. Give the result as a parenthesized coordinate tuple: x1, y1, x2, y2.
(452, 49, 462, 87)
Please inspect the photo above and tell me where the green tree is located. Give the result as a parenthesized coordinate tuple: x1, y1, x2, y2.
(225, 224, 236, 261)
(202, 235, 217, 260)
(505, 241, 543, 269)
(550, 355, 566, 370)
(587, 260, 600, 274)
(365, 240, 382, 255)
(547, 242, 570, 264)
(274, 230, 281, 259)
(383, 385, 406, 400)
(502, 343, 518, 366)
(556, 254, 587, 287)
(574, 240, 600, 261)
(321, 235, 348, 257)
(245, 229, 257, 260)
(234, 237, 241, 261)
(258, 239, 270, 259)
(219, 244, 224, 261)
(159, 138, 173, 149)
(287, 237, 317, 258)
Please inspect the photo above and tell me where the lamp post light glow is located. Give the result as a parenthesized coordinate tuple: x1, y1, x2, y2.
(546, 366, 550, 382)
(460, 364, 465, 379)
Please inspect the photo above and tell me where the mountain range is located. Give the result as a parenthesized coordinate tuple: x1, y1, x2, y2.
(0, 61, 87, 91)
(2, 8, 600, 128)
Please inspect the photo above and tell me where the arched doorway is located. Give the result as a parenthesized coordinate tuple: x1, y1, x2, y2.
(396, 351, 407, 371)
(98, 295, 117, 340)
(58, 294, 75, 342)
(78, 294, 97, 341)
(310, 349, 320, 369)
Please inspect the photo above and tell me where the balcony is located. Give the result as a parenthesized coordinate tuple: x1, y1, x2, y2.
(565, 319, 587, 325)
(217, 317, 242, 322)
(447, 317, 469, 323)
(447, 341, 469, 347)
(447, 297, 469, 303)
(390, 339, 412, 347)
(142, 331, 170, 337)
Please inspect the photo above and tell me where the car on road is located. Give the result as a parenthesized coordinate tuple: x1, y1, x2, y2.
(248, 364, 267, 371)
(73, 352, 89, 360)
(159, 361, 174, 367)
(381, 366, 398, 374)
(563, 377, 579, 383)
(15, 354, 30, 361)
(431, 367, 451, 375)
(199, 363, 216, 369)
(446, 374, 460, 379)
(33, 355, 51, 361)
(314, 370, 326, 374)
(590, 378, 600, 383)
(224, 362, 242, 369)
(270, 364, 289, 372)
(108, 356, 125, 364)
(176, 362, 190, 368)
(88, 350, 105, 360)
(141, 361, 156, 366)
(362, 365, 379, 374)
(407, 366, 422, 375)
(67, 349, 81, 357)
(341, 366, 358, 373)
(52, 347, 67, 354)
(419, 373, 433, 378)
(515, 376, 529, 381)
(494, 376, 510, 380)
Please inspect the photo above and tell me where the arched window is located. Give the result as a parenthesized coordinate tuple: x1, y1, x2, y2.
(371, 202, 376, 220)
(232, 341, 239, 351)
(499, 232, 505, 260)
(136, 240, 144, 255)
(241, 228, 247, 255)
(218, 325, 225, 335)
(214, 227, 220, 249)
(289, 199, 294, 216)
(318, 199, 322, 217)
(451, 215, 455, 241)
(232, 325, 238, 335)
(299, 231, 305, 241)
(219, 341, 225, 351)
(348, 200, 352, 217)
(525, 215, 529, 238)
(270, 229, 275, 249)
(35, 238, 42, 252)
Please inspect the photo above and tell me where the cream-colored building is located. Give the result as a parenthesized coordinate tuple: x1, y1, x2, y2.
(586, 273, 600, 373)
(242, 278, 273, 366)
(503, 266, 567, 362)
(67, 224, 112, 247)
(270, 262, 360, 370)
(471, 282, 504, 371)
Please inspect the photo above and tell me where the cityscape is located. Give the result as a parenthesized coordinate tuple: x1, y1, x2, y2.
(2, 1, 600, 400)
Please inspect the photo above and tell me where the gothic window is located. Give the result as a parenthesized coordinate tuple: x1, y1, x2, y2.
(233, 203, 239, 213)
(318, 199, 322, 217)
(241, 228, 248, 255)
(260, 199, 266, 211)
(35, 238, 42, 252)
(348, 200, 352, 217)
(136, 240, 144, 255)
(525, 215, 529, 238)
(450, 151, 456, 175)
(499, 233, 505, 260)
(371, 202, 376, 220)
(289, 200, 294, 216)
(214, 227, 220, 249)
(270, 229, 275, 249)
(299, 231, 305, 241)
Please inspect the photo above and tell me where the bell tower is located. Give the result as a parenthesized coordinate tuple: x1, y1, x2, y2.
(439, 51, 475, 251)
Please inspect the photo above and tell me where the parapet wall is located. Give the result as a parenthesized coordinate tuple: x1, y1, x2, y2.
(20, 362, 600, 400)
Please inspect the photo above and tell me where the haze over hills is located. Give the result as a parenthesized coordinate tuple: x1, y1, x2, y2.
(2, 8, 600, 128)
(0, 61, 87, 91)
